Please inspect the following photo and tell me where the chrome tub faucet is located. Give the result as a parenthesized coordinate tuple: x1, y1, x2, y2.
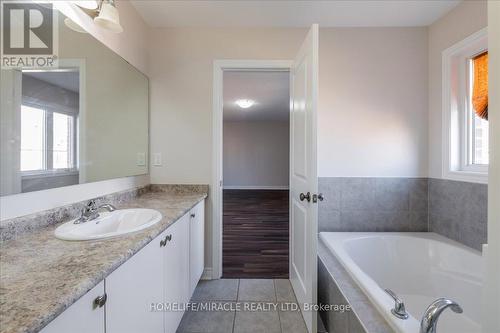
(420, 298, 463, 333)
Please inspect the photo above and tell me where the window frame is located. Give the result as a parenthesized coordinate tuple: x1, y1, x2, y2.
(442, 27, 488, 184)
(20, 102, 79, 177)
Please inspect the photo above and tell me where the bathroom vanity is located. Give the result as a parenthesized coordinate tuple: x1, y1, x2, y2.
(42, 200, 205, 333)
(0, 188, 207, 333)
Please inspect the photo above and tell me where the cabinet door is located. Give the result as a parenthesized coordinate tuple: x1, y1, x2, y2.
(190, 200, 205, 295)
(164, 214, 190, 333)
(40, 281, 105, 333)
(106, 234, 165, 333)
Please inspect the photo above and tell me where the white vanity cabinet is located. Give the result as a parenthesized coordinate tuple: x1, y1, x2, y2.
(105, 227, 165, 333)
(40, 281, 105, 333)
(164, 213, 191, 333)
(189, 200, 205, 295)
(39, 200, 205, 333)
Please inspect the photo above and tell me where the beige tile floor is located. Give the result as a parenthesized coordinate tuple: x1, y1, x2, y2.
(177, 279, 308, 333)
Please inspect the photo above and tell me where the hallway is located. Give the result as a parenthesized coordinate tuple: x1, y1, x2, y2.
(223, 190, 289, 278)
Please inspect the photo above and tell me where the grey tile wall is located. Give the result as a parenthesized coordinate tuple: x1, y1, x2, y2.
(318, 177, 488, 251)
(429, 178, 487, 251)
(318, 177, 428, 233)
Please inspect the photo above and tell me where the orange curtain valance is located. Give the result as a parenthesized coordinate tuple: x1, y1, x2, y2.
(472, 52, 488, 120)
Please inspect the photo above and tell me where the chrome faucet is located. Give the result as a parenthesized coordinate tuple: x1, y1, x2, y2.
(420, 298, 463, 333)
(385, 289, 409, 320)
(74, 200, 117, 224)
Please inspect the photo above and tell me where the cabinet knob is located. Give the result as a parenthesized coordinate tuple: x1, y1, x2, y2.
(93, 293, 107, 309)
(160, 234, 172, 247)
(190, 213, 196, 218)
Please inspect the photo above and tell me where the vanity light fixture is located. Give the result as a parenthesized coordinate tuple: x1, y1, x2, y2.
(235, 99, 255, 109)
(64, 18, 88, 33)
(71, 1, 99, 10)
(94, 0, 123, 33)
(68, 0, 123, 34)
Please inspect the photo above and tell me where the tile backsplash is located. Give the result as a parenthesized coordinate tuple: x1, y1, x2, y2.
(318, 177, 488, 251)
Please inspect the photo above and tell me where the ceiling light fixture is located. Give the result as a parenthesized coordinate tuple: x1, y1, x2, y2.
(235, 99, 255, 109)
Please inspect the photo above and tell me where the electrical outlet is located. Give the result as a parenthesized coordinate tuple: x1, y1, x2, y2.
(136, 152, 146, 166)
(153, 153, 162, 166)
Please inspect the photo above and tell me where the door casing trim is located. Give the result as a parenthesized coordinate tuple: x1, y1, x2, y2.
(212, 60, 293, 279)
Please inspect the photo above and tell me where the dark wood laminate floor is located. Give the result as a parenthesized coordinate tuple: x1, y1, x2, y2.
(222, 189, 289, 279)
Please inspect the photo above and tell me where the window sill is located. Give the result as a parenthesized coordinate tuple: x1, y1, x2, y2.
(443, 170, 488, 184)
(21, 170, 79, 180)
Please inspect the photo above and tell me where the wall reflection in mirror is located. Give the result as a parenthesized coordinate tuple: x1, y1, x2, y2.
(0, 11, 148, 196)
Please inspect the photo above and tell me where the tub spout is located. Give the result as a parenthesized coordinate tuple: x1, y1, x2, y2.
(420, 298, 463, 333)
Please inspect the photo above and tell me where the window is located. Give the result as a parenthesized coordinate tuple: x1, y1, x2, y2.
(442, 28, 488, 183)
(20, 105, 46, 171)
(20, 104, 77, 173)
(466, 52, 488, 168)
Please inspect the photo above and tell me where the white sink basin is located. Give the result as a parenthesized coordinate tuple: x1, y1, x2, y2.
(55, 208, 162, 241)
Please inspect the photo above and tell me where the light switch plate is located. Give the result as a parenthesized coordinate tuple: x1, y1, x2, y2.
(136, 152, 146, 166)
(153, 153, 162, 166)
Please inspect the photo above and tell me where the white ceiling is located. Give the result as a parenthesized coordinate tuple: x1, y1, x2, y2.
(131, 0, 460, 28)
(223, 71, 289, 122)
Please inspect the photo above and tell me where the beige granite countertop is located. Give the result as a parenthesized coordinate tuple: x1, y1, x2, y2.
(0, 190, 207, 333)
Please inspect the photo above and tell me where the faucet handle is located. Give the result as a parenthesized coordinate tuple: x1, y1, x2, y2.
(385, 289, 409, 320)
(86, 199, 98, 211)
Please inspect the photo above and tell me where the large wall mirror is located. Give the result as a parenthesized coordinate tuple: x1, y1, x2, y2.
(0, 9, 149, 196)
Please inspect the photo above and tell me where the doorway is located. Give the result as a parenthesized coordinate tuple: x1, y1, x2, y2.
(212, 25, 319, 331)
(221, 70, 290, 278)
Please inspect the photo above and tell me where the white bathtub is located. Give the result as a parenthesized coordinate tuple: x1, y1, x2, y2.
(319, 232, 483, 333)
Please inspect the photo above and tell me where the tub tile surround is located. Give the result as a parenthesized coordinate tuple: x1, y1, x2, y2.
(0, 185, 208, 333)
(318, 177, 429, 233)
(318, 239, 393, 333)
(429, 178, 487, 251)
(318, 177, 488, 251)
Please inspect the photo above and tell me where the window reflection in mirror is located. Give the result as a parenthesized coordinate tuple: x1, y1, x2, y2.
(0, 12, 148, 196)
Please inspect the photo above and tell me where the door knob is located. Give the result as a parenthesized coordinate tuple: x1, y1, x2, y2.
(299, 192, 311, 202)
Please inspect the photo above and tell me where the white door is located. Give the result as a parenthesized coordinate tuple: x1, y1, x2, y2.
(289, 24, 319, 333)
(164, 214, 191, 333)
(105, 234, 164, 333)
(40, 281, 105, 333)
(190, 200, 205, 295)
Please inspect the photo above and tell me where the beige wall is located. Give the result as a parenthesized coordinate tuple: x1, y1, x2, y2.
(319, 27, 428, 177)
(148, 27, 430, 268)
(427, 0, 488, 178)
(148, 28, 306, 267)
(223, 121, 289, 188)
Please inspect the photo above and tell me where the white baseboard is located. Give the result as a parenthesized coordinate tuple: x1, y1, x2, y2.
(223, 185, 289, 190)
(201, 267, 213, 280)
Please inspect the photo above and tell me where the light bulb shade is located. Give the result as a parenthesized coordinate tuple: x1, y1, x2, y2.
(94, 2, 123, 33)
(71, 1, 99, 10)
(64, 18, 88, 33)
